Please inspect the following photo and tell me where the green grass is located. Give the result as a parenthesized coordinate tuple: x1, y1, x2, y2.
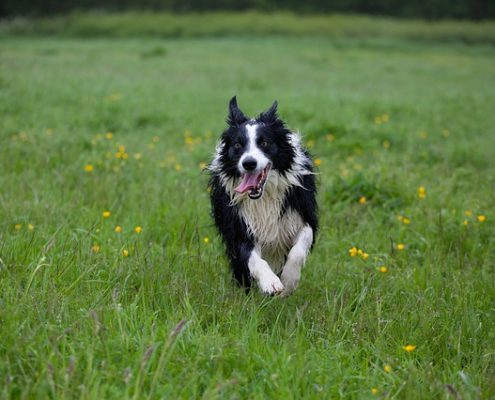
(2, 12, 495, 44)
(1, 33, 495, 399)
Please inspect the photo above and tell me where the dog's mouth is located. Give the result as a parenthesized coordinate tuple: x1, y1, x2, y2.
(234, 164, 271, 199)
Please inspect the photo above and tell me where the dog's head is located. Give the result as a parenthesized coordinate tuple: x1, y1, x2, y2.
(213, 96, 297, 200)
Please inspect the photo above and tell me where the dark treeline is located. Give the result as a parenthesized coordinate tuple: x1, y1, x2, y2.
(1, 0, 493, 20)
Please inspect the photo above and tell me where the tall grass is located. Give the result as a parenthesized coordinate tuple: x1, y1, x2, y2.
(1, 12, 495, 44)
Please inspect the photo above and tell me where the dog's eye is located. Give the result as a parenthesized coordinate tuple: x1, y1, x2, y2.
(233, 142, 242, 150)
(260, 140, 269, 148)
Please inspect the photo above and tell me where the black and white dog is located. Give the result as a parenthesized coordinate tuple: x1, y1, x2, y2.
(208, 97, 318, 296)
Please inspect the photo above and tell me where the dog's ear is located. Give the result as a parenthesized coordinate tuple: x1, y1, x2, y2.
(227, 96, 248, 126)
(258, 100, 278, 124)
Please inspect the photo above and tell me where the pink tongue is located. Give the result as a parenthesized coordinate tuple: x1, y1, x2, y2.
(235, 172, 261, 193)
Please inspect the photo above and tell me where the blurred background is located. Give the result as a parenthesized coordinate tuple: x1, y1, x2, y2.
(1, 0, 494, 44)
(1, 0, 494, 20)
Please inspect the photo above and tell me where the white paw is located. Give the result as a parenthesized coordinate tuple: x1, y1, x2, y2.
(280, 268, 301, 297)
(258, 273, 284, 296)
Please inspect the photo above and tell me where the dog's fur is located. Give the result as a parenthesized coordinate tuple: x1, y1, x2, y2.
(208, 97, 317, 295)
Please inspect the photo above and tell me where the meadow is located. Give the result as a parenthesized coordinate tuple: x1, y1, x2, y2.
(1, 18, 495, 399)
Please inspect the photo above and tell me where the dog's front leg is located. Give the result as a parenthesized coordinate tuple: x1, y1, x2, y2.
(247, 248, 284, 295)
(280, 224, 314, 296)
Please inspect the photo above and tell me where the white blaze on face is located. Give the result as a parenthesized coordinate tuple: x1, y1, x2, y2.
(238, 123, 270, 173)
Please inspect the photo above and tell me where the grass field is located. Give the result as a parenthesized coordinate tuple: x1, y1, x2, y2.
(1, 27, 495, 399)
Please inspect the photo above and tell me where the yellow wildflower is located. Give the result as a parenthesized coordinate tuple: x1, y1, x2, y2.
(326, 133, 335, 142)
(402, 217, 411, 225)
(403, 344, 416, 352)
(379, 266, 388, 273)
(84, 164, 94, 172)
(463, 219, 469, 226)
(371, 388, 378, 395)
(122, 249, 129, 257)
(477, 215, 486, 222)
(118, 145, 126, 153)
(417, 186, 426, 200)
(102, 211, 111, 218)
(359, 196, 367, 205)
(133, 153, 142, 161)
(396, 243, 405, 251)
(114, 225, 122, 233)
(203, 236, 210, 244)
(361, 252, 369, 260)
(122, 152, 129, 160)
(105, 132, 113, 140)
(382, 113, 390, 122)
(15, 223, 22, 230)
(115, 152, 123, 159)
(134, 226, 142, 234)
(28, 224, 34, 231)
(382, 140, 391, 149)
(349, 247, 358, 257)
(384, 364, 392, 373)
(91, 244, 100, 253)
(314, 158, 322, 167)
(174, 163, 182, 172)
(199, 162, 208, 170)
(464, 210, 472, 217)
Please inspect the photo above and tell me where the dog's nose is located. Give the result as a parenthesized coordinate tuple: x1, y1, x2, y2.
(242, 157, 257, 171)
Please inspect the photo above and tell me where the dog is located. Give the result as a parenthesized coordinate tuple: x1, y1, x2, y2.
(208, 97, 318, 296)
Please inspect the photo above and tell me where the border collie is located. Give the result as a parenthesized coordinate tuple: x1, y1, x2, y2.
(208, 97, 318, 296)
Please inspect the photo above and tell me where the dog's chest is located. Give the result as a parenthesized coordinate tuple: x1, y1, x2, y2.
(239, 197, 303, 270)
